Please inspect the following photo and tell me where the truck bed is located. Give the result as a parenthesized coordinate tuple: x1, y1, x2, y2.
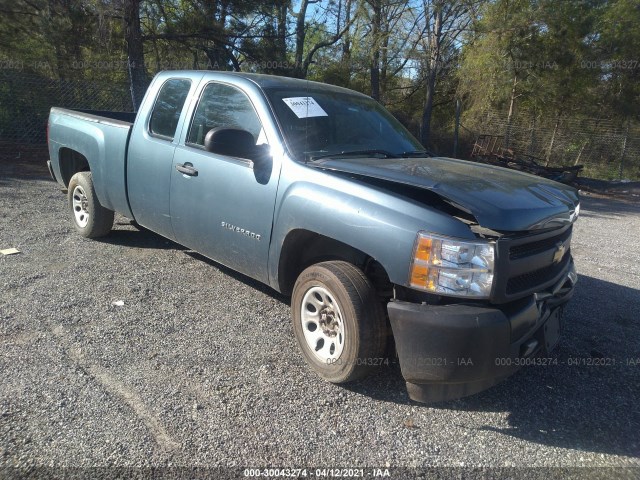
(55, 108, 136, 126)
(48, 107, 135, 218)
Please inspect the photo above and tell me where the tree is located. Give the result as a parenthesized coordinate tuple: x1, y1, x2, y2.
(458, 0, 608, 134)
(596, 0, 640, 120)
(291, 0, 355, 78)
(124, 0, 148, 109)
(365, 0, 420, 102)
(417, 0, 478, 146)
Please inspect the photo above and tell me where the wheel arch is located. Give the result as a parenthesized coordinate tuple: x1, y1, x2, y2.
(277, 229, 392, 297)
(58, 147, 90, 187)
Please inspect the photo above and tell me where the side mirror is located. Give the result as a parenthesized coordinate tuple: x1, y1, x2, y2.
(204, 127, 258, 160)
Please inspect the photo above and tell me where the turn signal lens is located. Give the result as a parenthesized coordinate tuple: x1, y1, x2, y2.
(415, 237, 432, 262)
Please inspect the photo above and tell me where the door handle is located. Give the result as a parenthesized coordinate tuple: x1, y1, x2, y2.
(176, 162, 198, 176)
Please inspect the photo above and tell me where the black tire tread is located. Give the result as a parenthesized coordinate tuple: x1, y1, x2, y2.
(292, 260, 388, 383)
(328, 261, 388, 372)
(68, 172, 114, 238)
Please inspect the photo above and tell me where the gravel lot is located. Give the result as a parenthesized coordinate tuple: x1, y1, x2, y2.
(0, 160, 639, 476)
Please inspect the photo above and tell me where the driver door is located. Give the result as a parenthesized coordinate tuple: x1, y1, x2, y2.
(169, 81, 278, 282)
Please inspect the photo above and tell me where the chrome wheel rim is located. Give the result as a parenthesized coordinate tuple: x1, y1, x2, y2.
(72, 185, 89, 228)
(300, 286, 345, 362)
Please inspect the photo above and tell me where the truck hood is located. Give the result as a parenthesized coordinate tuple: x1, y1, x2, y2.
(310, 156, 580, 232)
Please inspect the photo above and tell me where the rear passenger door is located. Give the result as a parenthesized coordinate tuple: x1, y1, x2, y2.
(127, 75, 201, 239)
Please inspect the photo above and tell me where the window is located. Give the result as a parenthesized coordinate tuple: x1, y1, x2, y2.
(264, 87, 424, 161)
(149, 78, 192, 139)
(187, 83, 265, 147)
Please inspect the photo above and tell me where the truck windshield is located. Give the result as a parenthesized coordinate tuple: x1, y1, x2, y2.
(264, 87, 425, 162)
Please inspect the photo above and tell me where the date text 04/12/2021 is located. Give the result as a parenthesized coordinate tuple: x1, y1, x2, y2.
(243, 468, 391, 477)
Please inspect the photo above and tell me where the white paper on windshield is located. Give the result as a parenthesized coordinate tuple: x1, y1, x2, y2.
(282, 97, 328, 118)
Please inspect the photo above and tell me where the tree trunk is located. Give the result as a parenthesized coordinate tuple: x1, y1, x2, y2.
(123, 0, 147, 111)
(420, 69, 437, 146)
(545, 115, 560, 167)
(618, 119, 630, 179)
(505, 72, 518, 149)
(276, 1, 288, 62)
(574, 139, 587, 166)
(370, 0, 381, 101)
(420, 6, 442, 146)
(293, 0, 310, 78)
(342, 0, 352, 62)
(380, 16, 389, 103)
(528, 111, 537, 156)
(453, 98, 461, 157)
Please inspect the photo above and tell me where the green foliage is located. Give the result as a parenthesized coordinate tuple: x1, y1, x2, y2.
(458, 0, 638, 123)
(1, 0, 638, 178)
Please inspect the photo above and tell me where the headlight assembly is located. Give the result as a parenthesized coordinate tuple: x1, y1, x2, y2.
(409, 232, 495, 298)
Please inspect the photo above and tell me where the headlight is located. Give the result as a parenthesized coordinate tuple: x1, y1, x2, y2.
(409, 232, 495, 298)
(570, 202, 580, 223)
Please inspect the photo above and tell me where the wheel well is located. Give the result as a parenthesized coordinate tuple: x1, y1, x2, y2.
(278, 230, 392, 297)
(58, 148, 90, 187)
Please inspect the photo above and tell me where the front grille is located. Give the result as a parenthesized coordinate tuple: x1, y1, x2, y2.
(509, 227, 572, 260)
(506, 252, 571, 294)
(493, 224, 574, 303)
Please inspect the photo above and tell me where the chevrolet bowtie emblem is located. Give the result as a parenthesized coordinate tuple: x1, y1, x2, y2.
(553, 242, 566, 264)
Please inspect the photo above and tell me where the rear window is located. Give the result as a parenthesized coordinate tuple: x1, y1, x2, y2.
(148, 78, 192, 139)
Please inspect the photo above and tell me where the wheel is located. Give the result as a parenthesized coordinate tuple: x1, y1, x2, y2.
(68, 172, 114, 238)
(291, 261, 387, 383)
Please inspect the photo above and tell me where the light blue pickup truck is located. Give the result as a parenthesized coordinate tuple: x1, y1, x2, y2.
(47, 71, 579, 402)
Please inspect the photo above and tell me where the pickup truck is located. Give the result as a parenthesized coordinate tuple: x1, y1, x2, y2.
(47, 71, 579, 402)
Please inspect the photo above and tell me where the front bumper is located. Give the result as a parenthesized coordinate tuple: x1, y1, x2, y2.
(388, 261, 577, 403)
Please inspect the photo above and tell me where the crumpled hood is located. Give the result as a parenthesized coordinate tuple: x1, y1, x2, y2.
(310, 156, 580, 231)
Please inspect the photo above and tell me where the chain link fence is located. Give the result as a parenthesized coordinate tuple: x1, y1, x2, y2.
(461, 111, 640, 181)
(1, 69, 638, 181)
(0, 70, 133, 145)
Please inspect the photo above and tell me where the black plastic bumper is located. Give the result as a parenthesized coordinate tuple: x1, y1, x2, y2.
(388, 261, 577, 403)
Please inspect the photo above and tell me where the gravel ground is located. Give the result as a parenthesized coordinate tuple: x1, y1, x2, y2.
(0, 165, 639, 476)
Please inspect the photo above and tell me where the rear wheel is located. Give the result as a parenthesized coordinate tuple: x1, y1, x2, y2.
(68, 172, 114, 238)
(291, 261, 387, 383)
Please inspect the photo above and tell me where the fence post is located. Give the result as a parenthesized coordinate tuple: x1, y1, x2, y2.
(453, 98, 461, 158)
(618, 120, 630, 180)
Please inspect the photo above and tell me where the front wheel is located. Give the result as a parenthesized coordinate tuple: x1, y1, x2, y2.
(291, 261, 388, 384)
(68, 172, 114, 238)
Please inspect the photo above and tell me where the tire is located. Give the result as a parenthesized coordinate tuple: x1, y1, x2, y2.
(68, 172, 114, 238)
(291, 261, 388, 384)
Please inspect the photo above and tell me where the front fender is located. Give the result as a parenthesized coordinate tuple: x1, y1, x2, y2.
(267, 170, 474, 291)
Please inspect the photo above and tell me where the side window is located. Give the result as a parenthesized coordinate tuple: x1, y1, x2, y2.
(149, 78, 192, 139)
(187, 83, 265, 147)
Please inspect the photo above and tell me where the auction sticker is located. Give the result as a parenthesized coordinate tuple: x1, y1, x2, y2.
(282, 97, 328, 118)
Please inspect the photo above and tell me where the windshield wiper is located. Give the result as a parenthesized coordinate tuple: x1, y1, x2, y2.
(308, 149, 399, 162)
(399, 150, 432, 157)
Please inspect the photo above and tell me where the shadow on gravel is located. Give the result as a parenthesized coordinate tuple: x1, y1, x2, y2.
(185, 250, 290, 303)
(579, 195, 640, 218)
(348, 274, 640, 458)
(97, 223, 290, 301)
(97, 227, 187, 251)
